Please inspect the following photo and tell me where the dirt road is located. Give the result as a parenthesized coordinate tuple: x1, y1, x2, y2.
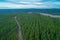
(14, 16, 23, 40)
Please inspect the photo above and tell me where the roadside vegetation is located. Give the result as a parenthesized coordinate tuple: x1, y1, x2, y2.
(0, 12, 60, 40)
(17, 13, 60, 40)
(0, 15, 17, 40)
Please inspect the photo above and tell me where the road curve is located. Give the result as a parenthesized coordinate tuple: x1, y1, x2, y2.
(14, 16, 23, 40)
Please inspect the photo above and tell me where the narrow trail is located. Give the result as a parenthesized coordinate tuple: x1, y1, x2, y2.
(40, 13, 60, 18)
(14, 16, 23, 40)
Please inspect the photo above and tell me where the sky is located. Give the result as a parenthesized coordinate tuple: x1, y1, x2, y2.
(0, 0, 60, 9)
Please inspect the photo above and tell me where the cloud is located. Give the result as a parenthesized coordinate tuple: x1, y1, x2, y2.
(0, 2, 50, 9)
(0, 1, 60, 9)
(6, 0, 42, 3)
(4, 0, 60, 9)
(53, 2, 60, 5)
